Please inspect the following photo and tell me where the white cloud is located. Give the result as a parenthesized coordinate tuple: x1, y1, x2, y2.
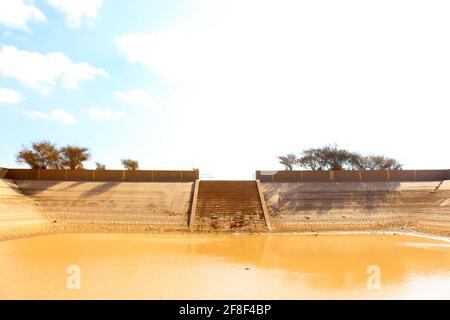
(84, 108, 125, 121)
(20, 108, 77, 124)
(114, 89, 155, 108)
(0, 45, 108, 95)
(0, 88, 23, 104)
(0, 0, 46, 31)
(19, 109, 47, 120)
(49, 108, 77, 124)
(47, 0, 102, 29)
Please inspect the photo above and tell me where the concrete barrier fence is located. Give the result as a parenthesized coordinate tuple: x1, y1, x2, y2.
(3, 169, 199, 182)
(0, 168, 7, 179)
(256, 169, 450, 182)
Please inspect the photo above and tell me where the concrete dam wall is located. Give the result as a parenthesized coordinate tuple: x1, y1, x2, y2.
(19, 180, 194, 231)
(260, 181, 450, 236)
(257, 169, 449, 182)
(0, 179, 51, 240)
(0, 179, 194, 239)
(0, 168, 449, 239)
(4, 168, 199, 182)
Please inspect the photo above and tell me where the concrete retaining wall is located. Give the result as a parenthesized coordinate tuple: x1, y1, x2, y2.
(15, 180, 194, 233)
(4, 169, 199, 182)
(0, 168, 7, 179)
(260, 181, 450, 236)
(0, 179, 51, 240)
(1, 174, 449, 239)
(257, 170, 449, 182)
(0, 178, 196, 240)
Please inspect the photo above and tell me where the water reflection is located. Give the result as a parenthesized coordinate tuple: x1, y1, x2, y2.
(0, 233, 449, 299)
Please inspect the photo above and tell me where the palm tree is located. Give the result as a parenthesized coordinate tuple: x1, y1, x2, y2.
(59, 145, 91, 169)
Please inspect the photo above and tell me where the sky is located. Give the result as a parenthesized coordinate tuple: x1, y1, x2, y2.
(0, 0, 449, 179)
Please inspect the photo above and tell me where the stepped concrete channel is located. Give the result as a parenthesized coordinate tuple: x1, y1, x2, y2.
(191, 181, 269, 232)
(0, 175, 449, 240)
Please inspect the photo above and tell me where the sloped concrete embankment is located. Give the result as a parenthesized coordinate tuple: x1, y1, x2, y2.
(412, 180, 450, 236)
(0, 179, 194, 239)
(0, 179, 52, 240)
(2, 178, 449, 239)
(261, 181, 450, 236)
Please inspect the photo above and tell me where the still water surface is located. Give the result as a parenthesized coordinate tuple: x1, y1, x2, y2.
(0, 233, 449, 299)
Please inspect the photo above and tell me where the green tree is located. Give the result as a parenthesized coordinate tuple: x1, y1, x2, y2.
(347, 153, 367, 170)
(297, 145, 356, 170)
(59, 145, 91, 170)
(362, 155, 402, 170)
(121, 159, 139, 170)
(320, 145, 355, 170)
(95, 162, 106, 170)
(294, 145, 402, 170)
(277, 153, 297, 171)
(15, 140, 60, 169)
(296, 149, 324, 170)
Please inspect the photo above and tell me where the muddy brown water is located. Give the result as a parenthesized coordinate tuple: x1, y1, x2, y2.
(0, 233, 449, 299)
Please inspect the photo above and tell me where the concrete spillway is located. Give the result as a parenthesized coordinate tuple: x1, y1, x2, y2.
(192, 181, 268, 231)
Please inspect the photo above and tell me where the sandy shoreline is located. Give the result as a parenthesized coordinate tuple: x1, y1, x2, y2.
(2, 223, 450, 243)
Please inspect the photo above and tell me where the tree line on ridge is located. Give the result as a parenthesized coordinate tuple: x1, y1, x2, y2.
(15, 141, 402, 172)
(16, 140, 139, 170)
(278, 145, 402, 171)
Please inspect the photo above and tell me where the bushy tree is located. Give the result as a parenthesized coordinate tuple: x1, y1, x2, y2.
(362, 155, 402, 170)
(16, 141, 60, 169)
(281, 144, 403, 171)
(121, 159, 139, 170)
(318, 145, 354, 170)
(297, 145, 356, 170)
(296, 148, 324, 170)
(59, 146, 90, 170)
(347, 153, 367, 170)
(95, 162, 106, 170)
(277, 153, 297, 171)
